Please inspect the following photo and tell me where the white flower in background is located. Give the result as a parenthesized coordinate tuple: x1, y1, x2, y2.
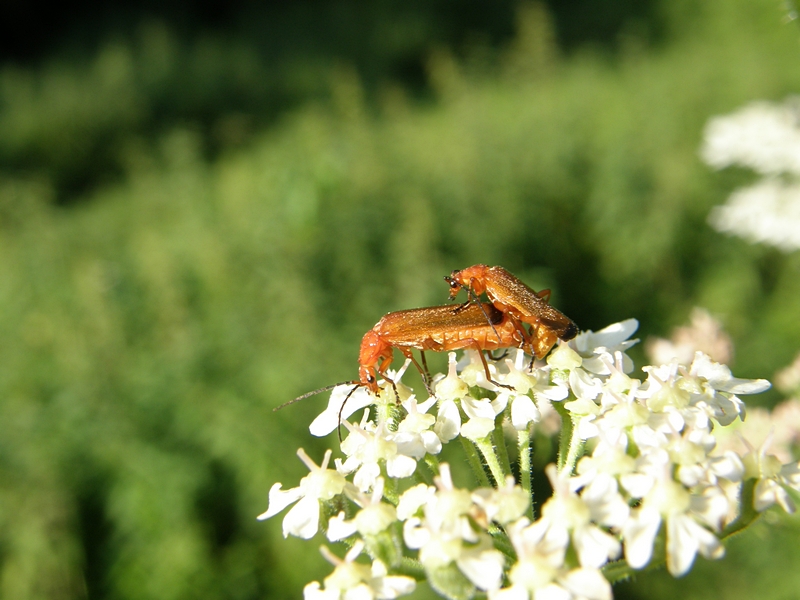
(701, 98, 800, 175)
(775, 353, 800, 395)
(304, 542, 416, 600)
(702, 98, 800, 251)
(709, 178, 800, 251)
(716, 398, 800, 464)
(258, 449, 349, 539)
(646, 307, 734, 366)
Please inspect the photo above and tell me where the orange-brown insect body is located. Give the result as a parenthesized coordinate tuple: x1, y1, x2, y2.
(358, 302, 524, 392)
(446, 265, 578, 359)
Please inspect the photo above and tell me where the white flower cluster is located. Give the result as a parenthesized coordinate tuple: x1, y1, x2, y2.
(701, 98, 800, 251)
(260, 319, 798, 600)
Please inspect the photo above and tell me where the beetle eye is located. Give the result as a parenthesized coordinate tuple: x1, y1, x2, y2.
(366, 374, 375, 383)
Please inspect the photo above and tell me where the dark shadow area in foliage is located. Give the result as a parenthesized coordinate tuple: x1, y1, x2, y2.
(77, 474, 115, 599)
(195, 459, 241, 554)
(0, 0, 662, 207)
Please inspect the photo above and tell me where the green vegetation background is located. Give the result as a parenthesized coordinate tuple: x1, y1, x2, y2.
(1, 0, 800, 598)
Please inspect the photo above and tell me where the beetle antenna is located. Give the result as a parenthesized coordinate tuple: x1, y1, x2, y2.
(337, 383, 364, 442)
(274, 381, 355, 411)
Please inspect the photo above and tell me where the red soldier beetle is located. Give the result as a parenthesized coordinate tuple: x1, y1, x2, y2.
(276, 302, 526, 435)
(445, 264, 578, 360)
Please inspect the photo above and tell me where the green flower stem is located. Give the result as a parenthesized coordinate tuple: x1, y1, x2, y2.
(517, 428, 533, 515)
(382, 468, 401, 505)
(562, 415, 584, 475)
(488, 526, 516, 562)
(721, 478, 760, 539)
(396, 556, 426, 581)
(461, 436, 492, 487)
(552, 400, 574, 472)
(423, 454, 441, 479)
(492, 417, 513, 482)
(475, 436, 507, 486)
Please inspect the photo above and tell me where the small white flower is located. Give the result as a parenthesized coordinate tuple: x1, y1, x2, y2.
(461, 391, 507, 441)
(472, 476, 530, 526)
(394, 396, 442, 458)
(434, 397, 462, 442)
(568, 319, 640, 375)
(309, 384, 377, 438)
(337, 413, 417, 492)
(305, 542, 416, 600)
(402, 464, 505, 592)
(491, 518, 611, 600)
(742, 435, 800, 513)
(622, 462, 724, 576)
(509, 393, 541, 430)
(327, 478, 398, 541)
(310, 364, 417, 437)
(396, 483, 437, 521)
(539, 465, 623, 568)
(435, 353, 470, 400)
(258, 449, 349, 539)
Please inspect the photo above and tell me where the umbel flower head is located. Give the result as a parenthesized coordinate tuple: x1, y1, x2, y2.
(260, 318, 792, 600)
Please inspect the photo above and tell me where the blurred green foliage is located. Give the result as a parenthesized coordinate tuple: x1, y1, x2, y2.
(1, 1, 800, 599)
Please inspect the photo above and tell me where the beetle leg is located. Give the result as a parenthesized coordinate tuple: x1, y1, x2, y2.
(467, 341, 514, 390)
(400, 348, 434, 396)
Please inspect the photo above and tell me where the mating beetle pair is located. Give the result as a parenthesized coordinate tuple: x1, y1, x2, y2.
(285, 265, 577, 415)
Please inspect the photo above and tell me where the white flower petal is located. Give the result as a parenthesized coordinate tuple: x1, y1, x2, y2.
(304, 581, 340, 600)
(258, 483, 303, 520)
(623, 506, 661, 569)
(457, 548, 505, 591)
(310, 385, 375, 437)
(397, 484, 435, 520)
(463, 397, 499, 420)
(387, 454, 418, 479)
(327, 512, 358, 542)
(402, 517, 430, 549)
(283, 495, 321, 539)
(435, 398, 462, 442)
(574, 526, 620, 568)
(462, 417, 496, 441)
(559, 567, 612, 600)
(512, 395, 541, 430)
(666, 514, 723, 577)
(354, 462, 382, 492)
(373, 574, 416, 599)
